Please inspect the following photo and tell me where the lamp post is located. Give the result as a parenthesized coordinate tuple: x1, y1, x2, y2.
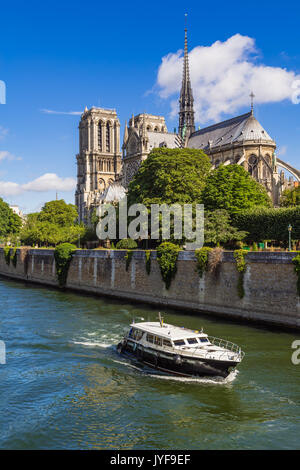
(288, 224, 292, 251)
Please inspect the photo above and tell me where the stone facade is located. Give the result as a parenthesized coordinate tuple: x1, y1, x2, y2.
(122, 113, 181, 187)
(75, 107, 122, 223)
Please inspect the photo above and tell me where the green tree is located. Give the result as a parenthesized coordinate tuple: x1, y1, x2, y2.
(202, 165, 272, 214)
(127, 147, 211, 206)
(0, 198, 22, 238)
(38, 200, 78, 226)
(20, 199, 85, 247)
(280, 186, 300, 207)
(204, 210, 247, 246)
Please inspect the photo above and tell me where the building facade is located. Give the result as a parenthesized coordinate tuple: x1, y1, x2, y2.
(75, 107, 122, 222)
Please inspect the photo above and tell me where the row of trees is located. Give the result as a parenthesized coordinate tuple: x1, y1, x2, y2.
(1, 148, 299, 248)
(125, 148, 273, 247)
(0, 198, 86, 247)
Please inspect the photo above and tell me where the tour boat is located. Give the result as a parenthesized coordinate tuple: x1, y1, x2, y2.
(117, 314, 244, 378)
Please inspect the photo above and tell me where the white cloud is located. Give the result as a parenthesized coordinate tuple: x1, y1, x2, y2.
(0, 173, 76, 197)
(41, 109, 82, 115)
(0, 181, 22, 196)
(156, 34, 300, 123)
(22, 173, 76, 192)
(0, 127, 8, 140)
(0, 151, 21, 162)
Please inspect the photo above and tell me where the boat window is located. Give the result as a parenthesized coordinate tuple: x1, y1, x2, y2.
(199, 338, 209, 343)
(187, 338, 198, 345)
(154, 336, 162, 346)
(163, 339, 172, 347)
(135, 330, 143, 341)
(174, 339, 186, 346)
(146, 334, 154, 343)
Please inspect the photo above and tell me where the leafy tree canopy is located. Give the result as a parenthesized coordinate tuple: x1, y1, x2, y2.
(38, 200, 78, 226)
(20, 199, 85, 246)
(204, 210, 247, 246)
(280, 186, 300, 207)
(0, 198, 22, 238)
(202, 165, 272, 214)
(127, 148, 212, 206)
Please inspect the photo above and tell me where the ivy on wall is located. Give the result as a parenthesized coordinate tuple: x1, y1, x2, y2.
(292, 254, 300, 296)
(10, 247, 17, 267)
(233, 249, 248, 298)
(3, 246, 11, 266)
(156, 242, 180, 290)
(54, 243, 77, 288)
(125, 250, 133, 271)
(145, 250, 151, 275)
(195, 247, 212, 278)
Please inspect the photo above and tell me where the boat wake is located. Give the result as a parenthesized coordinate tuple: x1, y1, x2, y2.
(147, 369, 239, 385)
(72, 340, 114, 348)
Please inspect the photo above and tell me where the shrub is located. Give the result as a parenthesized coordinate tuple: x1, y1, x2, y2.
(157, 242, 180, 289)
(54, 243, 77, 288)
(232, 207, 300, 242)
(145, 250, 151, 275)
(116, 238, 138, 250)
(195, 247, 212, 278)
(292, 254, 300, 296)
(234, 249, 248, 298)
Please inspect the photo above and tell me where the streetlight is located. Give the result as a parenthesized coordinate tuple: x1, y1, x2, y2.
(288, 224, 292, 251)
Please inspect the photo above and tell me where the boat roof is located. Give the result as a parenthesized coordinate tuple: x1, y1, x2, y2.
(131, 322, 208, 341)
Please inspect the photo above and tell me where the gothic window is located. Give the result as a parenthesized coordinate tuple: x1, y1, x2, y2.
(248, 155, 258, 177)
(98, 178, 105, 192)
(215, 159, 221, 168)
(98, 122, 102, 150)
(234, 155, 241, 164)
(264, 154, 271, 165)
(154, 127, 158, 132)
(106, 122, 110, 152)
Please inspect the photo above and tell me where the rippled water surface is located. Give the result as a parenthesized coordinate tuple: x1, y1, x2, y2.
(0, 277, 299, 449)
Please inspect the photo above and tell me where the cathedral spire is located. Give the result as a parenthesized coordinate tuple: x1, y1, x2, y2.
(178, 16, 195, 139)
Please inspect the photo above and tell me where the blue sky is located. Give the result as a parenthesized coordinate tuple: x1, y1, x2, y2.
(0, 0, 299, 213)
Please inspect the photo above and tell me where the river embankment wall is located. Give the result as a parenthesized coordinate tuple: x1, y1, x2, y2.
(0, 248, 299, 330)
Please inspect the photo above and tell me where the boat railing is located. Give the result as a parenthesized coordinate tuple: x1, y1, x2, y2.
(207, 336, 245, 361)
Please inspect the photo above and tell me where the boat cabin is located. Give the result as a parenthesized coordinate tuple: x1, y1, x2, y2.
(128, 322, 210, 349)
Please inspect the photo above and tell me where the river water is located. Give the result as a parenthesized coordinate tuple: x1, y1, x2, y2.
(0, 277, 299, 450)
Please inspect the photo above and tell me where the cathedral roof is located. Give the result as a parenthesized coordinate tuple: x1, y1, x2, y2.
(188, 111, 275, 150)
(147, 131, 181, 151)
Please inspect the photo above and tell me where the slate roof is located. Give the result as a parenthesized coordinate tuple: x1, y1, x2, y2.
(147, 131, 182, 150)
(188, 111, 275, 151)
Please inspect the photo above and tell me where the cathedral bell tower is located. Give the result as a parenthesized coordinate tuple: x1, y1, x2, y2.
(75, 107, 122, 223)
(178, 24, 195, 139)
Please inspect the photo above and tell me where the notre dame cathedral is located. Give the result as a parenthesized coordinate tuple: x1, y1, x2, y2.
(75, 28, 300, 224)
